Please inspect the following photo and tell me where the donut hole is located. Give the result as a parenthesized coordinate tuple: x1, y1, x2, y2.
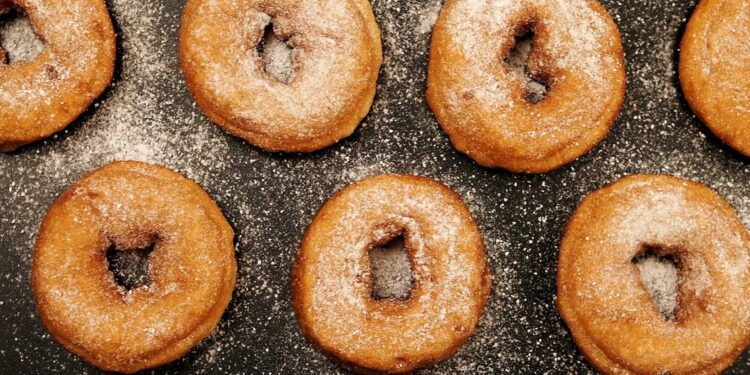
(632, 247, 680, 321)
(106, 243, 155, 291)
(0, 6, 44, 65)
(257, 22, 294, 84)
(504, 29, 549, 104)
(369, 235, 414, 301)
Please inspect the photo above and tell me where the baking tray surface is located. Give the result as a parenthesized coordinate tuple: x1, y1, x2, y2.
(2, 0, 750, 373)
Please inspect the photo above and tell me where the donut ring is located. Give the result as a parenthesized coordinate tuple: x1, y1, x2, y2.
(0, 0, 115, 152)
(179, 0, 382, 153)
(427, 0, 626, 173)
(32, 161, 237, 373)
(292, 174, 491, 374)
(557, 174, 750, 374)
(680, 0, 750, 157)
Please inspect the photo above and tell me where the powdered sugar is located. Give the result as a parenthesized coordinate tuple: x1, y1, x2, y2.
(611, 188, 696, 247)
(417, 0, 442, 34)
(431, 0, 624, 150)
(2, 0, 750, 373)
(182, 0, 380, 144)
(559, 175, 750, 373)
(0, 11, 44, 64)
(258, 26, 295, 84)
(679, 0, 750, 155)
(370, 236, 413, 300)
(298, 175, 487, 363)
(0, 0, 115, 152)
(31, 0, 232, 185)
(634, 254, 678, 321)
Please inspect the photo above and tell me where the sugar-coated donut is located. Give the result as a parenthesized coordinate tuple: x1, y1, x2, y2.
(179, 0, 382, 153)
(557, 174, 750, 374)
(292, 174, 491, 374)
(427, 0, 626, 173)
(680, 0, 750, 157)
(0, 0, 115, 152)
(32, 161, 237, 373)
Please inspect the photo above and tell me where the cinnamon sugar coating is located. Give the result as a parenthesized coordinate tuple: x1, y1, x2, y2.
(179, 0, 382, 153)
(292, 174, 491, 374)
(427, 0, 626, 173)
(558, 174, 750, 374)
(0, 0, 115, 152)
(32, 161, 237, 373)
(680, 0, 750, 157)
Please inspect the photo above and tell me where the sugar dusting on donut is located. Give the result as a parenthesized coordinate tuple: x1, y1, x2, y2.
(186, 0, 379, 144)
(313, 186, 476, 320)
(0, 12, 45, 64)
(611, 188, 698, 247)
(34, 162, 236, 371)
(559, 175, 750, 374)
(441, 0, 617, 134)
(0, 0, 114, 151)
(603, 183, 750, 309)
(293, 172, 492, 372)
(679, 0, 750, 156)
(568, 177, 750, 335)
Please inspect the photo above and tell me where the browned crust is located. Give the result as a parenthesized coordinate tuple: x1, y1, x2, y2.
(679, 0, 750, 157)
(292, 174, 491, 374)
(178, 0, 382, 153)
(0, 0, 116, 153)
(32, 161, 237, 373)
(556, 174, 750, 374)
(426, 0, 626, 173)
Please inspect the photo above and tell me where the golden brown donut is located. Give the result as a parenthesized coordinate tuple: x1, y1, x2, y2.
(557, 174, 750, 374)
(179, 0, 382, 153)
(427, 0, 626, 173)
(292, 174, 491, 374)
(32, 161, 237, 373)
(679, 0, 750, 157)
(0, 0, 115, 152)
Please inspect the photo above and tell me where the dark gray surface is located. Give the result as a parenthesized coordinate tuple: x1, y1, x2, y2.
(2, 0, 750, 373)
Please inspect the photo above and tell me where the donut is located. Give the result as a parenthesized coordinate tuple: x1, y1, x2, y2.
(179, 0, 382, 153)
(557, 174, 750, 374)
(427, 0, 626, 173)
(0, 0, 115, 152)
(292, 174, 491, 374)
(679, 0, 750, 157)
(32, 161, 237, 373)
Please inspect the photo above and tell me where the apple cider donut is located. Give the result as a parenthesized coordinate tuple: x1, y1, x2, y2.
(680, 0, 750, 157)
(32, 161, 237, 373)
(179, 0, 382, 153)
(427, 0, 626, 173)
(292, 174, 491, 374)
(0, 0, 115, 152)
(558, 174, 750, 374)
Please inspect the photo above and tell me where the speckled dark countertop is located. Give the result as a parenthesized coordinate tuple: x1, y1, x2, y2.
(1, 0, 749, 373)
